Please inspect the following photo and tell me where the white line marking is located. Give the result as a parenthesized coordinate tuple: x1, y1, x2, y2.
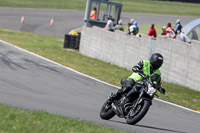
(0, 39, 199, 114)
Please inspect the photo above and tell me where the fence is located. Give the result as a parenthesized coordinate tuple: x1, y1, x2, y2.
(79, 26, 200, 91)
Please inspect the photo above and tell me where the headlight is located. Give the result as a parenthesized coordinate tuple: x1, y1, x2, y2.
(147, 86, 157, 96)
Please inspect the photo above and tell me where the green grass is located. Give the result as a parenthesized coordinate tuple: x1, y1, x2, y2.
(0, 0, 86, 10)
(0, 28, 199, 132)
(119, 0, 200, 16)
(0, 28, 200, 112)
(0, 104, 131, 133)
(161, 82, 200, 110)
(0, 0, 199, 132)
(0, 0, 200, 17)
(75, 24, 163, 36)
(123, 24, 163, 35)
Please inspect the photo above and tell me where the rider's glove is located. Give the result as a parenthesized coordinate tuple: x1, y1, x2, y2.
(160, 88, 166, 95)
(132, 66, 139, 72)
(132, 66, 143, 74)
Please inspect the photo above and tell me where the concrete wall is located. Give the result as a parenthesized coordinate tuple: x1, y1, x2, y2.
(80, 26, 200, 91)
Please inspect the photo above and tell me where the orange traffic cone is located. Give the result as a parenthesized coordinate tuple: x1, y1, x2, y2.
(50, 17, 54, 26)
(21, 16, 24, 24)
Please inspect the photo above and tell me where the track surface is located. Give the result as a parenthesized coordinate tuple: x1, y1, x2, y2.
(0, 8, 198, 37)
(0, 41, 200, 133)
(0, 8, 200, 133)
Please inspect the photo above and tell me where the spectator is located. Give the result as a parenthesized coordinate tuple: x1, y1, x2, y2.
(128, 25, 138, 35)
(148, 24, 157, 38)
(127, 18, 139, 32)
(126, 25, 141, 37)
(165, 22, 176, 38)
(133, 21, 139, 33)
(176, 30, 191, 44)
(104, 17, 114, 32)
(90, 7, 97, 19)
(127, 18, 134, 32)
(128, 18, 134, 26)
(161, 26, 167, 36)
(174, 19, 182, 35)
(115, 20, 124, 31)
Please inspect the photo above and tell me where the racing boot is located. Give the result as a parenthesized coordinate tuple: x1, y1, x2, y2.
(107, 79, 134, 103)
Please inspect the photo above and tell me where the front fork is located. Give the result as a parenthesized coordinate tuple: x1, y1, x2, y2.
(132, 91, 144, 110)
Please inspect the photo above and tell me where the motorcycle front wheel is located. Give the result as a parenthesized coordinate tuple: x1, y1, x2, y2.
(100, 100, 115, 120)
(126, 100, 151, 125)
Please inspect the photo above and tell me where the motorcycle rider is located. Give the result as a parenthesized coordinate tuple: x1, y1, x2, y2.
(108, 53, 166, 103)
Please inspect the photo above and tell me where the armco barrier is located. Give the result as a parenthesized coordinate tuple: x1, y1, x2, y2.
(79, 26, 200, 91)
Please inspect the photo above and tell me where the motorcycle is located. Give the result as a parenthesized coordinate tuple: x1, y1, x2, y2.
(100, 72, 164, 125)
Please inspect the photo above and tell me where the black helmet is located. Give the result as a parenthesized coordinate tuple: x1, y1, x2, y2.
(150, 53, 163, 69)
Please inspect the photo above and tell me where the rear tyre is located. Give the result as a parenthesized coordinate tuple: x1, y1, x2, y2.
(100, 101, 115, 120)
(126, 100, 150, 125)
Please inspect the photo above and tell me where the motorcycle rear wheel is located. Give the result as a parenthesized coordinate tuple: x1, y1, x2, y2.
(100, 100, 115, 120)
(126, 100, 150, 125)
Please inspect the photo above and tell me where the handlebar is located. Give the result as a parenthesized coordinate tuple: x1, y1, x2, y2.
(135, 70, 165, 96)
(137, 71, 149, 80)
(155, 94, 161, 98)
(137, 71, 155, 87)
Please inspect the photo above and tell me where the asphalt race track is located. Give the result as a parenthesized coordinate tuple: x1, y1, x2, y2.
(0, 41, 200, 133)
(0, 8, 200, 133)
(0, 8, 198, 37)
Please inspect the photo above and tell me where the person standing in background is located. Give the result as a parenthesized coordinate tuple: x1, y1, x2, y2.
(104, 17, 114, 32)
(161, 26, 167, 36)
(133, 21, 139, 33)
(148, 24, 157, 38)
(90, 7, 97, 19)
(165, 22, 176, 38)
(115, 20, 124, 31)
(127, 19, 134, 32)
(176, 30, 191, 44)
(174, 19, 182, 35)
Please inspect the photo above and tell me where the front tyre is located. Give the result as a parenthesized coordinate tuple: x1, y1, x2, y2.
(126, 100, 151, 125)
(100, 100, 115, 120)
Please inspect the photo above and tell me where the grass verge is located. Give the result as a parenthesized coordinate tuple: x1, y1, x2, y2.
(0, 28, 199, 111)
(0, 0, 199, 17)
(0, 28, 199, 132)
(121, 24, 163, 35)
(0, 104, 131, 133)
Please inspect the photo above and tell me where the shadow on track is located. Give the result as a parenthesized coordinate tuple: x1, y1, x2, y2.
(109, 120, 187, 133)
